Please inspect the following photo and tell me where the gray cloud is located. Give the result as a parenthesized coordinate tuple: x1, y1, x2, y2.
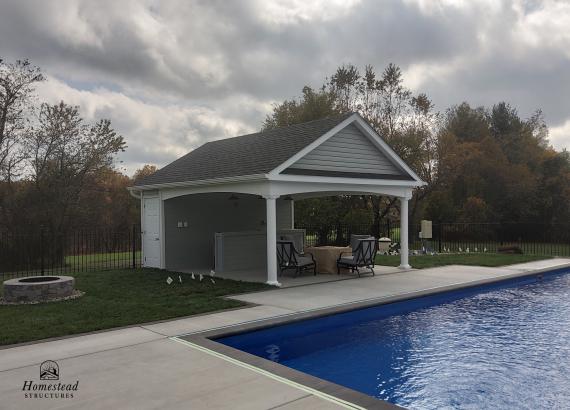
(0, 0, 569, 174)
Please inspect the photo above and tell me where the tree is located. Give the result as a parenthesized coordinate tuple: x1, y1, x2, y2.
(263, 86, 339, 130)
(25, 101, 125, 232)
(0, 59, 44, 182)
(425, 101, 569, 225)
(133, 164, 158, 184)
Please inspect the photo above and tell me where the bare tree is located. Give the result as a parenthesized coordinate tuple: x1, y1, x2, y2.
(25, 102, 125, 232)
(0, 59, 44, 182)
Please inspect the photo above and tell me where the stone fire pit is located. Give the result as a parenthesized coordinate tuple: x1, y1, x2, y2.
(3, 276, 75, 303)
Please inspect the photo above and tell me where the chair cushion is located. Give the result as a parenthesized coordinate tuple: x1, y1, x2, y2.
(339, 256, 357, 265)
(296, 256, 314, 267)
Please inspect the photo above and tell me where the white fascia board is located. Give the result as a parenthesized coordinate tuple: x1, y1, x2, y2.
(160, 180, 273, 201)
(267, 179, 413, 198)
(352, 116, 425, 184)
(268, 113, 360, 176)
(128, 173, 267, 191)
(268, 173, 423, 187)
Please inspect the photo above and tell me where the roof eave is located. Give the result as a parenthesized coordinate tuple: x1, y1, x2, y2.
(128, 173, 268, 191)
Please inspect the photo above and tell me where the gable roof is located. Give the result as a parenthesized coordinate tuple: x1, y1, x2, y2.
(134, 112, 424, 188)
(134, 113, 354, 187)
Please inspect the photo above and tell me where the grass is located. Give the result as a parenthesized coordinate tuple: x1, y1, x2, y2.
(64, 251, 141, 266)
(375, 253, 553, 269)
(0, 268, 272, 346)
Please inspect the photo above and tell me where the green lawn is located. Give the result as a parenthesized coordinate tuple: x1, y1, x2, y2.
(64, 251, 140, 265)
(0, 268, 272, 346)
(375, 253, 552, 269)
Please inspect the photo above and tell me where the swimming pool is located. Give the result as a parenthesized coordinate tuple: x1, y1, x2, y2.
(218, 268, 570, 409)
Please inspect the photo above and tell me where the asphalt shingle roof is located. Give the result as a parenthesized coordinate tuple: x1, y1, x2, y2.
(134, 113, 354, 187)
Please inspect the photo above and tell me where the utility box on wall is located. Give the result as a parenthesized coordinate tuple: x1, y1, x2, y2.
(420, 220, 432, 239)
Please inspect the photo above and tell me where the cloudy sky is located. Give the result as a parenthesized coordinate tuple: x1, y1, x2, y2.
(1, 0, 569, 174)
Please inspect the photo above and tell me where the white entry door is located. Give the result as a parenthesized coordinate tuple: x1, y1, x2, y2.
(143, 196, 161, 268)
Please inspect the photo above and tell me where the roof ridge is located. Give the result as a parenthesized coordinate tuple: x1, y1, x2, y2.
(203, 112, 354, 145)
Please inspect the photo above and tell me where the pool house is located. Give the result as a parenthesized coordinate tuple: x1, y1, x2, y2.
(129, 113, 424, 285)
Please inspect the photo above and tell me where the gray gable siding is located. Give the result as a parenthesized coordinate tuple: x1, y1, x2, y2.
(285, 123, 405, 177)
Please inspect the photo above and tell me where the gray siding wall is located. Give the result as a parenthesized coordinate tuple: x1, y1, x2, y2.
(164, 193, 292, 270)
(288, 123, 403, 175)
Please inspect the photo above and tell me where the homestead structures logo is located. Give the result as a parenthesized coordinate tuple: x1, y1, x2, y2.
(22, 360, 79, 399)
(40, 361, 59, 380)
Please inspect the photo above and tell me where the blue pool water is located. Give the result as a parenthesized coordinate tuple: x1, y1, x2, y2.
(218, 269, 570, 409)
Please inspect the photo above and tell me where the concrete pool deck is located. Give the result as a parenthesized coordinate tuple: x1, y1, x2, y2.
(1, 258, 569, 409)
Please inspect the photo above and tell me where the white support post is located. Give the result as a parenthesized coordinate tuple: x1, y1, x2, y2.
(399, 196, 411, 270)
(265, 195, 281, 286)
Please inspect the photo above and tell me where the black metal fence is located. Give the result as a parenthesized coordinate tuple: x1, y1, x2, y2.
(0, 225, 141, 280)
(298, 222, 570, 256)
(3, 221, 569, 281)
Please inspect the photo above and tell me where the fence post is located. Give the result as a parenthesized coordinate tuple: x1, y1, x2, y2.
(438, 223, 442, 253)
(132, 224, 136, 269)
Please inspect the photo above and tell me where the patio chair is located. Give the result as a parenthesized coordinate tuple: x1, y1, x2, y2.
(276, 240, 316, 277)
(337, 237, 377, 277)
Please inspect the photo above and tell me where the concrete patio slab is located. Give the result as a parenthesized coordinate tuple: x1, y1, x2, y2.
(0, 327, 163, 372)
(0, 338, 340, 410)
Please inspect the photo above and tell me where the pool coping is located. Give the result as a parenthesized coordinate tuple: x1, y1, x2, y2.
(179, 261, 570, 410)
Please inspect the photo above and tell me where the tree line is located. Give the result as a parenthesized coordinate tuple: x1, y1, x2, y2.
(0, 58, 157, 236)
(264, 63, 570, 233)
(2, 58, 569, 239)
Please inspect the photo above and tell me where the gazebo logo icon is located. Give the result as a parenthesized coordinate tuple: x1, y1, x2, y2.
(39, 360, 59, 380)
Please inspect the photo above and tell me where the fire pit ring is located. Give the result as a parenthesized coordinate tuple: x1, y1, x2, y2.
(3, 276, 75, 303)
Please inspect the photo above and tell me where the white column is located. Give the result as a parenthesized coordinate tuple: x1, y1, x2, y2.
(265, 195, 281, 286)
(399, 196, 411, 270)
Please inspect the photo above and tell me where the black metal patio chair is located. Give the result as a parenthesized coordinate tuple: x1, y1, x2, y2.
(337, 237, 377, 276)
(276, 240, 316, 277)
